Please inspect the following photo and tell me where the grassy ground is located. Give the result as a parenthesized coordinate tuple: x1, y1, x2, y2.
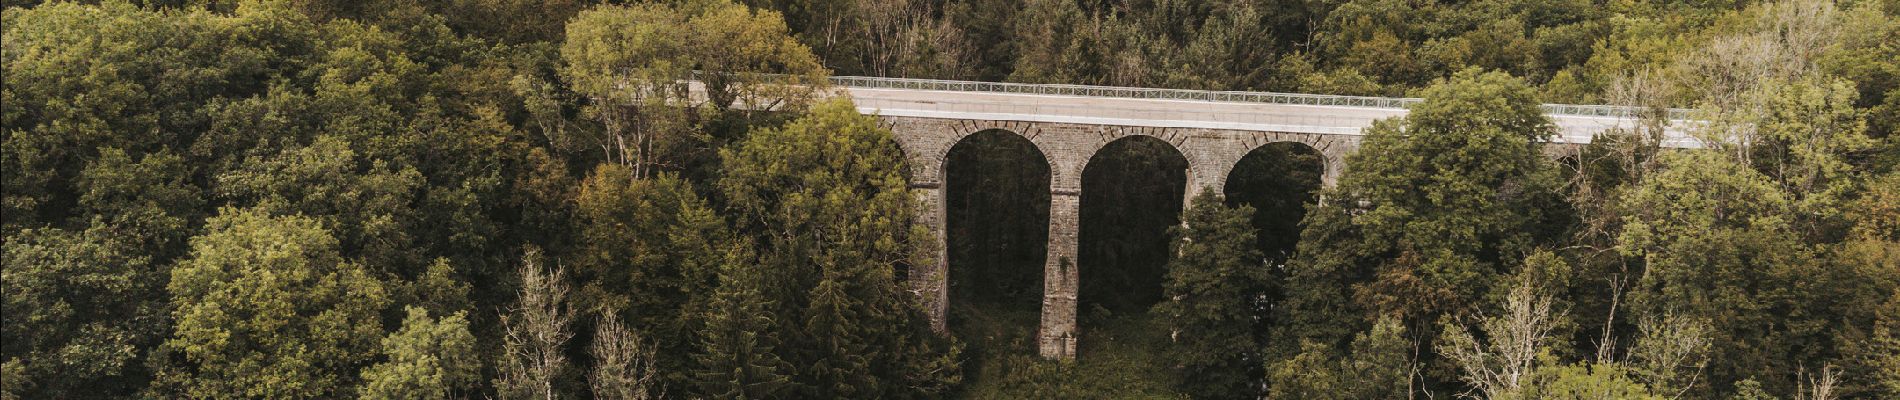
(949, 302, 1187, 399)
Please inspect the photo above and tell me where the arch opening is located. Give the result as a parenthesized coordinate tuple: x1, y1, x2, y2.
(1222, 142, 1326, 264)
(943, 129, 1050, 355)
(1078, 135, 1188, 316)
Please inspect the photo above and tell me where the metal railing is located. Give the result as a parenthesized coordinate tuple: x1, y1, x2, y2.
(823, 75, 1691, 121)
(688, 71, 1693, 123)
(829, 75, 1422, 109)
(850, 96, 1702, 147)
(849, 96, 1382, 135)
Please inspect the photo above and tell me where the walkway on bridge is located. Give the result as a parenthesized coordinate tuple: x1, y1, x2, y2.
(826, 75, 1701, 149)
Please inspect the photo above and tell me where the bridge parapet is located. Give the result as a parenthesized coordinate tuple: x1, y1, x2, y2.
(820, 78, 1702, 149)
(827, 74, 1691, 121)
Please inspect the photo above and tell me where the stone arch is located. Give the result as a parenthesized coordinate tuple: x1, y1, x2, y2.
(886, 118, 1064, 188)
(1179, 130, 1355, 201)
(940, 128, 1052, 321)
(1073, 126, 1192, 186)
(944, 122, 1059, 181)
(1076, 134, 1191, 313)
(1220, 141, 1327, 262)
(884, 117, 1070, 335)
(1218, 140, 1327, 190)
(1080, 132, 1193, 178)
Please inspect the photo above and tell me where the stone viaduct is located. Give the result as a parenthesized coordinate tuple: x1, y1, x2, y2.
(820, 76, 1696, 360)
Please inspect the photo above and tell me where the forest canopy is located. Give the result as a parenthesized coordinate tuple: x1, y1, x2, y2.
(3, 0, 1898, 399)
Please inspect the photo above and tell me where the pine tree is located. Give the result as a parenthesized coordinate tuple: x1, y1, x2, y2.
(692, 263, 792, 399)
(572, 165, 732, 388)
(1153, 191, 1271, 399)
(800, 274, 876, 398)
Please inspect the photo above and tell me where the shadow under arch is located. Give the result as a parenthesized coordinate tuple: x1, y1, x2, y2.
(943, 129, 1051, 352)
(1078, 135, 1189, 315)
(1222, 141, 1326, 264)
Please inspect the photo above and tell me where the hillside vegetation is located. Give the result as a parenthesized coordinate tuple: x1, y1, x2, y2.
(3, 0, 1897, 399)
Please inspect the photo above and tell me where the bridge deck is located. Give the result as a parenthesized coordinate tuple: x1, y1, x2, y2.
(823, 76, 1701, 149)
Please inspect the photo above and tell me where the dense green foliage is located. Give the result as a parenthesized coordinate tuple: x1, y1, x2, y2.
(1153, 193, 1271, 399)
(361, 307, 481, 400)
(154, 208, 392, 398)
(3, 0, 1898, 399)
(1221, 143, 1325, 263)
(1272, 69, 1566, 364)
(717, 98, 962, 398)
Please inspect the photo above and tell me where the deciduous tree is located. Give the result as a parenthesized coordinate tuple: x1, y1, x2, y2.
(590, 312, 662, 400)
(718, 97, 960, 397)
(1272, 70, 1565, 381)
(560, 1, 825, 177)
(1266, 317, 1413, 399)
(360, 307, 480, 400)
(153, 208, 391, 399)
(0, 226, 167, 398)
(496, 251, 573, 400)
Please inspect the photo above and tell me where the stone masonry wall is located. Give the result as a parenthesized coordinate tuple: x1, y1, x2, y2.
(883, 116, 1356, 359)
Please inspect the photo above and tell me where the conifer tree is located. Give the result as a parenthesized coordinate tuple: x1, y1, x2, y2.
(692, 263, 792, 399)
(1153, 191, 1271, 399)
(572, 165, 732, 385)
(799, 276, 876, 397)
